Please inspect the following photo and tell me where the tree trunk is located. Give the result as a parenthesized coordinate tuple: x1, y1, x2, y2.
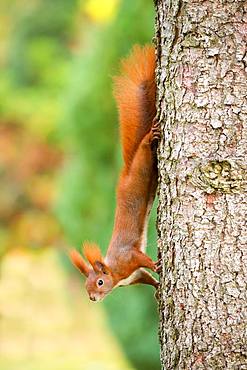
(154, 1, 247, 369)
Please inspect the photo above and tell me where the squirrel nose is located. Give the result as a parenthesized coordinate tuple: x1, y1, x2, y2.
(89, 295, 96, 301)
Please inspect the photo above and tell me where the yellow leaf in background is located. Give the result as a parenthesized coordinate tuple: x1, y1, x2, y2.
(84, 0, 119, 23)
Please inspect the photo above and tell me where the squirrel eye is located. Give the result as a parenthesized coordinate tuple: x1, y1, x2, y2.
(97, 279, 104, 287)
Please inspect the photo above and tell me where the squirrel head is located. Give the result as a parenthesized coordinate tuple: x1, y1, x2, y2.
(69, 242, 114, 302)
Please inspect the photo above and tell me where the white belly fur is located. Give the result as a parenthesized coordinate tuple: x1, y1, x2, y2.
(116, 269, 144, 287)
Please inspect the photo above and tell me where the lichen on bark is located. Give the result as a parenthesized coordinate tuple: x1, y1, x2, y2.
(154, 0, 247, 369)
(191, 159, 247, 194)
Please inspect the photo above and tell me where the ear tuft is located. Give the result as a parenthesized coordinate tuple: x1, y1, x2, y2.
(69, 249, 90, 277)
(83, 242, 103, 267)
(83, 242, 110, 273)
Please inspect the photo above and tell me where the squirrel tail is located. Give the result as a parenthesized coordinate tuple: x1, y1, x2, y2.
(114, 45, 156, 170)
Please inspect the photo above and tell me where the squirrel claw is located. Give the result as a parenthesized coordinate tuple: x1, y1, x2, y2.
(152, 116, 160, 129)
(151, 117, 161, 145)
(154, 259, 162, 273)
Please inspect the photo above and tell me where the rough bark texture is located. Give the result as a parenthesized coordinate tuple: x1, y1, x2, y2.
(155, 1, 247, 369)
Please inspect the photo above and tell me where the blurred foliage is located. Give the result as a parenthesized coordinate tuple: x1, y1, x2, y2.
(0, 123, 62, 255)
(0, 0, 73, 256)
(0, 0, 159, 369)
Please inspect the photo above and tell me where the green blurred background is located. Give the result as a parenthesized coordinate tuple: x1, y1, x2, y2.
(0, 1, 159, 369)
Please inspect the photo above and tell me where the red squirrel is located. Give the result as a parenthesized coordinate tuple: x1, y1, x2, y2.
(70, 45, 160, 302)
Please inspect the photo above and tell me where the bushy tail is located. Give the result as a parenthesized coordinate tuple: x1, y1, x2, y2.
(114, 45, 156, 170)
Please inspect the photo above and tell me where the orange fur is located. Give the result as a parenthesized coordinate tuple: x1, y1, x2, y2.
(114, 45, 156, 170)
(70, 249, 89, 276)
(83, 242, 103, 267)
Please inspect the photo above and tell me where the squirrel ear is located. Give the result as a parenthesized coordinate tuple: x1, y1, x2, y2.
(69, 249, 90, 277)
(94, 260, 110, 275)
(83, 242, 108, 273)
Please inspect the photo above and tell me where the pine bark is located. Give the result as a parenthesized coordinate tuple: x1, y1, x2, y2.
(154, 1, 247, 369)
